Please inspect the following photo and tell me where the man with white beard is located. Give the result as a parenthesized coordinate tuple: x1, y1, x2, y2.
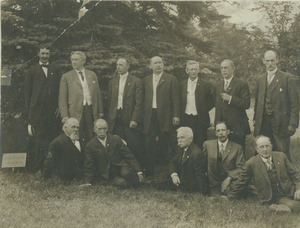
(43, 118, 84, 181)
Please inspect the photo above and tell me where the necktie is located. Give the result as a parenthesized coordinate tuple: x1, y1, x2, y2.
(224, 80, 229, 91)
(266, 158, 273, 170)
(220, 143, 225, 156)
(79, 71, 84, 81)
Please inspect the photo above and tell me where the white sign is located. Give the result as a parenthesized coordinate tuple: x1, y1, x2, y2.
(1, 153, 27, 168)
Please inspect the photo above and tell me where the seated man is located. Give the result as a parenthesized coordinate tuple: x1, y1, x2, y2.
(43, 118, 84, 181)
(228, 135, 300, 212)
(203, 121, 245, 196)
(83, 119, 144, 188)
(169, 127, 208, 193)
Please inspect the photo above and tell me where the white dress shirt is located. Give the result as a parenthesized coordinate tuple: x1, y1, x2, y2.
(75, 69, 92, 105)
(152, 72, 163, 108)
(117, 72, 128, 109)
(185, 77, 198, 115)
(39, 61, 49, 77)
(267, 68, 277, 85)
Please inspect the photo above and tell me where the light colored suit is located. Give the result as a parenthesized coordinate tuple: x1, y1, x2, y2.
(203, 139, 245, 188)
(59, 69, 103, 121)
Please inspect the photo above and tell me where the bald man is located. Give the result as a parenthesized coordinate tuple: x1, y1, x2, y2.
(254, 50, 299, 161)
(84, 119, 144, 188)
(229, 136, 300, 213)
(214, 59, 251, 151)
(43, 118, 84, 181)
(143, 56, 180, 176)
(169, 127, 208, 193)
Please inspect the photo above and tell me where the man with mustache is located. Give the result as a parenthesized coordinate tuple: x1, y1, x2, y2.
(43, 118, 84, 181)
(203, 121, 245, 196)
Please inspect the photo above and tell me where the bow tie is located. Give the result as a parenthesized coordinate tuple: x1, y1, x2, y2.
(40, 64, 49, 68)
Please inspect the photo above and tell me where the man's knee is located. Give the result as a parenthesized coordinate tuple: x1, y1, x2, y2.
(111, 176, 128, 188)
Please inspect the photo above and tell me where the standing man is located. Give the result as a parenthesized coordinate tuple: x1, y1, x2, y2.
(229, 136, 300, 213)
(143, 56, 180, 176)
(203, 122, 245, 196)
(179, 60, 214, 148)
(169, 127, 208, 193)
(24, 46, 61, 171)
(83, 119, 144, 188)
(59, 51, 103, 144)
(43, 118, 84, 182)
(254, 50, 299, 161)
(214, 59, 251, 150)
(107, 58, 143, 164)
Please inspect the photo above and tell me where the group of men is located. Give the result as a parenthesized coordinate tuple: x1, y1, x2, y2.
(24, 46, 299, 212)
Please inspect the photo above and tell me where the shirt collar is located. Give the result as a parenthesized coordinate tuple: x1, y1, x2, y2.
(97, 136, 107, 144)
(39, 61, 49, 66)
(261, 155, 272, 163)
(188, 77, 198, 84)
(218, 139, 228, 148)
(120, 72, 128, 79)
(267, 68, 277, 76)
(153, 72, 163, 78)
(75, 68, 85, 74)
(225, 75, 233, 84)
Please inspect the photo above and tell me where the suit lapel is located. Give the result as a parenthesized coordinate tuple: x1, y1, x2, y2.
(260, 74, 267, 100)
(72, 70, 82, 88)
(182, 80, 188, 109)
(182, 143, 193, 165)
(123, 75, 131, 98)
(269, 72, 280, 93)
(272, 152, 281, 177)
(257, 156, 270, 185)
(85, 70, 94, 92)
(226, 77, 234, 93)
(157, 73, 166, 88)
(222, 140, 232, 161)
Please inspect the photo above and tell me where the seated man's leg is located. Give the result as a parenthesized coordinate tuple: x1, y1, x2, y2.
(120, 165, 140, 187)
(111, 176, 128, 189)
(277, 196, 300, 212)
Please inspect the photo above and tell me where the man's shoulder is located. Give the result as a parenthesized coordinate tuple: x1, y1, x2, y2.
(271, 151, 288, 160)
(228, 140, 243, 150)
(203, 139, 217, 147)
(233, 77, 248, 86)
(51, 133, 68, 145)
(86, 136, 99, 148)
(85, 69, 97, 77)
(62, 70, 75, 78)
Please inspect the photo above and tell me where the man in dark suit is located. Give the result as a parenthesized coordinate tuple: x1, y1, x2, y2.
(43, 118, 84, 182)
(143, 56, 180, 176)
(203, 122, 245, 196)
(254, 50, 299, 161)
(24, 46, 61, 171)
(83, 119, 144, 188)
(214, 59, 250, 150)
(229, 136, 300, 212)
(59, 51, 103, 144)
(169, 127, 208, 193)
(107, 58, 143, 164)
(179, 60, 214, 148)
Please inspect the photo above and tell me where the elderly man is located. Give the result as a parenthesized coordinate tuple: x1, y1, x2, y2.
(214, 59, 250, 150)
(203, 122, 245, 196)
(254, 50, 299, 161)
(107, 58, 143, 164)
(143, 56, 180, 176)
(179, 60, 214, 148)
(83, 119, 144, 188)
(24, 45, 61, 171)
(59, 51, 103, 144)
(43, 118, 84, 181)
(229, 136, 300, 212)
(169, 127, 208, 193)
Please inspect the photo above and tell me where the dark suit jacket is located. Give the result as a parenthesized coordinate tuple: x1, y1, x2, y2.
(24, 63, 60, 126)
(229, 152, 300, 203)
(254, 70, 299, 137)
(179, 78, 214, 129)
(169, 142, 208, 193)
(84, 134, 142, 183)
(214, 77, 251, 137)
(142, 73, 180, 133)
(43, 133, 84, 180)
(107, 74, 143, 132)
(203, 139, 245, 188)
(59, 69, 103, 121)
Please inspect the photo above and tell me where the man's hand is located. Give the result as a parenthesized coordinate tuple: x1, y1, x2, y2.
(288, 125, 296, 136)
(173, 117, 180, 126)
(137, 172, 144, 182)
(62, 116, 69, 124)
(220, 93, 231, 102)
(171, 173, 180, 186)
(129, 121, 138, 128)
(294, 190, 300, 200)
(79, 183, 92, 188)
(221, 176, 232, 193)
(27, 124, 35, 136)
(54, 108, 60, 118)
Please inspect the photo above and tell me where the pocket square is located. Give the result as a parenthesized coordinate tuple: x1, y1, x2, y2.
(279, 88, 284, 92)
